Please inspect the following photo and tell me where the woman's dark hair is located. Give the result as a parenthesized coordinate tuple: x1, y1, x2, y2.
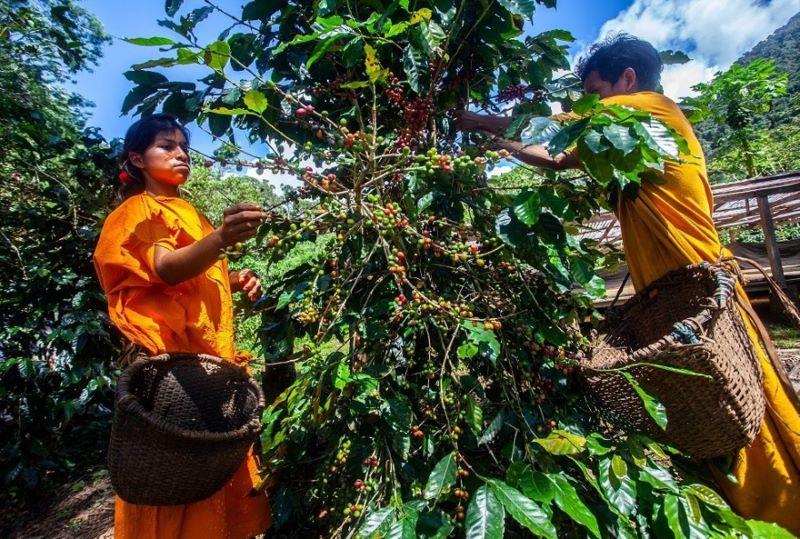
(118, 113, 191, 200)
(576, 33, 663, 92)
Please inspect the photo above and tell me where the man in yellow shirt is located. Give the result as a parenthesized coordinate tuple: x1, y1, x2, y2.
(455, 34, 800, 534)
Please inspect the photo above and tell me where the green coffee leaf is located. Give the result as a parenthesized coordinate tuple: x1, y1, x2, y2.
(204, 40, 231, 71)
(465, 485, 505, 539)
(243, 89, 268, 114)
(512, 189, 541, 226)
(357, 507, 395, 538)
(533, 429, 587, 455)
(489, 480, 557, 539)
(621, 371, 668, 429)
(424, 452, 457, 500)
(125, 36, 176, 46)
(549, 474, 601, 537)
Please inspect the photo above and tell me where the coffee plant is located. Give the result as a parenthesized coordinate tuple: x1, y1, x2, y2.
(125, 0, 791, 536)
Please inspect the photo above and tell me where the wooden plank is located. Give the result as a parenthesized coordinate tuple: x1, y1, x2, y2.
(714, 200, 800, 229)
(714, 175, 800, 204)
(758, 195, 787, 289)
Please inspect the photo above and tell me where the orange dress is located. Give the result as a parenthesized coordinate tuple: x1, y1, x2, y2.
(602, 92, 800, 533)
(94, 193, 271, 539)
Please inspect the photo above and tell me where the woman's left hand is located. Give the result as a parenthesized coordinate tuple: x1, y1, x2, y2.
(232, 269, 262, 301)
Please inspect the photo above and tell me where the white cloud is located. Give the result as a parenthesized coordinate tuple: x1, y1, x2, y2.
(246, 166, 303, 189)
(584, 0, 800, 99)
(488, 164, 514, 177)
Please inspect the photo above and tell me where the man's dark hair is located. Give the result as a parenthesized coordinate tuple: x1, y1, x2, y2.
(576, 33, 663, 91)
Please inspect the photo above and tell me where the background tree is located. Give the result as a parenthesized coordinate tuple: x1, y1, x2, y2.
(122, 0, 791, 537)
(685, 58, 789, 178)
(0, 0, 118, 496)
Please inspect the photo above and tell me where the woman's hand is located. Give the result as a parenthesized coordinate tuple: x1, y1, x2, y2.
(231, 269, 262, 301)
(217, 203, 267, 247)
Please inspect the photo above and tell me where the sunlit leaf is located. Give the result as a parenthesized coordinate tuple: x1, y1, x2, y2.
(466, 485, 505, 539)
(424, 452, 457, 500)
(489, 480, 556, 539)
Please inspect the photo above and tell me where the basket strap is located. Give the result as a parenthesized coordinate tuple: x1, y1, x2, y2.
(731, 256, 800, 328)
(117, 342, 149, 368)
(609, 272, 631, 310)
(734, 286, 800, 411)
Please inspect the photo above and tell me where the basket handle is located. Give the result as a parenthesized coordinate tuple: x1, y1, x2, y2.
(730, 256, 800, 329)
(662, 264, 734, 345)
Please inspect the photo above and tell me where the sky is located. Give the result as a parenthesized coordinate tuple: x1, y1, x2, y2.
(70, 0, 800, 186)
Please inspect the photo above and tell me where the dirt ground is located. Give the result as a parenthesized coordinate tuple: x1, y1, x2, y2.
(1, 468, 115, 539)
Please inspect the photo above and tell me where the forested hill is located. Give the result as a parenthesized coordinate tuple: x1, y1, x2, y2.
(695, 10, 800, 165)
(738, 10, 800, 127)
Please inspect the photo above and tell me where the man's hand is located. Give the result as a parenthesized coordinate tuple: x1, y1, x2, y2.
(452, 110, 513, 136)
(452, 110, 486, 132)
(217, 203, 267, 247)
(232, 269, 262, 302)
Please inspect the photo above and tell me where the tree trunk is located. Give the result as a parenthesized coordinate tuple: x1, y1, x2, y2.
(739, 132, 758, 178)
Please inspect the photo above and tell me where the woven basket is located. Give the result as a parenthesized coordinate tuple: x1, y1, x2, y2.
(584, 263, 764, 459)
(108, 353, 265, 505)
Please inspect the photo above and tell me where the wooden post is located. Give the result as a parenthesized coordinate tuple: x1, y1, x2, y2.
(757, 195, 791, 310)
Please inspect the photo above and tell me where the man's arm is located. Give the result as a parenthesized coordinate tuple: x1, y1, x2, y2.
(453, 110, 513, 135)
(486, 135, 581, 171)
(453, 110, 582, 171)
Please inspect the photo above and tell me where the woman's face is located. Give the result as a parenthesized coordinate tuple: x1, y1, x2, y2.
(130, 129, 191, 186)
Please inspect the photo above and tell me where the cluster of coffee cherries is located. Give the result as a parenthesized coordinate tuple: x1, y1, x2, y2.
(296, 296, 320, 326)
(294, 103, 315, 119)
(395, 97, 435, 149)
(498, 84, 545, 104)
(352, 478, 375, 494)
(365, 199, 410, 238)
(218, 241, 245, 261)
(383, 74, 405, 104)
(498, 84, 530, 102)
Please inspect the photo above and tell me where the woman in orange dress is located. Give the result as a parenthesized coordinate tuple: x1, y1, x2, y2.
(94, 113, 271, 539)
(455, 34, 800, 535)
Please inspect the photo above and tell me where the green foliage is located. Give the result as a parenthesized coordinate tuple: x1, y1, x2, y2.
(707, 120, 800, 184)
(0, 0, 118, 496)
(126, 0, 789, 536)
(685, 58, 789, 177)
(182, 153, 281, 225)
(737, 12, 800, 129)
(0, 0, 108, 80)
(696, 13, 800, 181)
(734, 222, 800, 244)
(687, 58, 788, 128)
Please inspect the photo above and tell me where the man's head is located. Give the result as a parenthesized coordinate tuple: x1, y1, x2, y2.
(576, 34, 663, 98)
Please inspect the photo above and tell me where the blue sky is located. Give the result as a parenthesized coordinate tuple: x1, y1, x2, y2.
(70, 0, 631, 155)
(70, 0, 799, 171)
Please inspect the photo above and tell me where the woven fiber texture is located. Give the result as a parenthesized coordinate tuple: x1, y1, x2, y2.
(108, 353, 265, 505)
(584, 264, 764, 459)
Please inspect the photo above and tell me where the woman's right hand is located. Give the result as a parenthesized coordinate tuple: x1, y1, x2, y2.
(217, 203, 267, 246)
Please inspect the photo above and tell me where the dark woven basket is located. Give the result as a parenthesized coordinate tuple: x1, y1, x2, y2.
(584, 263, 765, 459)
(108, 353, 265, 505)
